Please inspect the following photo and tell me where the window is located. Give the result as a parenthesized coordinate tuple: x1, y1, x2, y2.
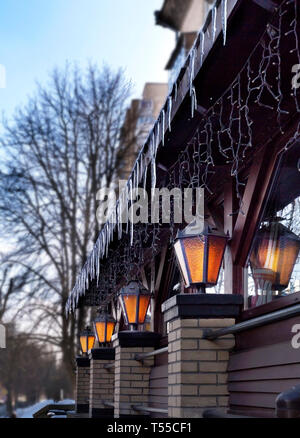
(247, 141, 300, 308)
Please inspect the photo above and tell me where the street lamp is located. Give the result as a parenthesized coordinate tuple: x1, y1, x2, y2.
(250, 219, 300, 292)
(174, 222, 228, 293)
(93, 309, 116, 346)
(79, 326, 95, 355)
(118, 281, 151, 330)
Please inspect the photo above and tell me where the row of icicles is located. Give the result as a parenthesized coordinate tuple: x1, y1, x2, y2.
(67, 0, 229, 313)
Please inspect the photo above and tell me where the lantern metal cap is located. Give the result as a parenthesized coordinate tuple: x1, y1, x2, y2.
(94, 309, 116, 324)
(176, 220, 228, 240)
(80, 326, 94, 337)
(119, 280, 150, 296)
(260, 220, 300, 241)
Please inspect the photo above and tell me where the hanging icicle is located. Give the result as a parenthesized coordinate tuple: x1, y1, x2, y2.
(129, 178, 134, 246)
(191, 86, 197, 118)
(189, 48, 197, 118)
(161, 109, 165, 146)
(167, 96, 172, 131)
(189, 48, 196, 97)
(212, 6, 217, 43)
(199, 30, 205, 66)
(151, 132, 157, 196)
(136, 159, 140, 186)
(222, 0, 228, 46)
(174, 81, 178, 101)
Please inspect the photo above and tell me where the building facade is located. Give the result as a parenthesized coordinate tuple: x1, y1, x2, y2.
(67, 0, 300, 419)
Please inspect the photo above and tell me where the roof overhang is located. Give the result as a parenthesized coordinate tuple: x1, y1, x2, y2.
(155, 0, 194, 32)
(66, 0, 297, 314)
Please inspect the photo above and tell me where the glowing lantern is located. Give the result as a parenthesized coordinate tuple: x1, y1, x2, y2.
(93, 310, 116, 345)
(174, 222, 228, 293)
(79, 326, 95, 355)
(118, 281, 151, 330)
(250, 220, 300, 292)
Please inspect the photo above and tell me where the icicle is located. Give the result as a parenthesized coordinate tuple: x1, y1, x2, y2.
(222, 0, 228, 46)
(174, 82, 178, 101)
(189, 48, 196, 97)
(136, 159, 140, 186)
(129, 178, 134, 246)
(139, 153, 145, 184)
(125, 184, 129, 234)
(151, 133, 157, 199)
(96, 241, 100, 285)
(156, 123, 160, 152)
(143, 159, 148, 195)
(161, 110, 165, 146)
(105, 225, 109, 257)
(167, 96, 172, 131)
(91, 250, 95, 281)
(117, 200, 122, 240)
(199, 30, 205, 66)
(191, 86, 197, 118)
(212, 6, 217, 42)
(133, 166, 137, 193)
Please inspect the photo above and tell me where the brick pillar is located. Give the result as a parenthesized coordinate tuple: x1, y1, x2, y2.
(89, 348, 115, 418)
(75, 356, 90, 414)
(162, 294, 243, 418)
(112, 331, 161, 418)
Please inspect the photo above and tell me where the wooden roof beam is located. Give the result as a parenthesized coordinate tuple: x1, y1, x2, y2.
(251, 0, 277, 13)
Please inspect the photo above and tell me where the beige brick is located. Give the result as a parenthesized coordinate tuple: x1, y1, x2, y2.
(180, 373, 217, 385)
(169, 407, 181, 417)
(218, 351, 229, 361)
(171, 340, 181, 352)
(180, 361, 198, 372)
(180, 350, 217, 361)
(168, 331, 178, 342)
(181, 385, 199, 396)
(179, 328, 204, 339)
(198, 318, 235, 328)
(199, 385, 229, 396)
(181, 339, 198, 350)
(199, 362, 228, 372)
(169, 352, 177, 363)
(181, 396, 217, 407)
(169, 374, 177, 384)
(198, 338, 235, 350)
(180, 319, 199, 328)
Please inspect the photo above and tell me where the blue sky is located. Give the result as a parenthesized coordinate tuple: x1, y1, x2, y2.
(0, 0, 174, 122)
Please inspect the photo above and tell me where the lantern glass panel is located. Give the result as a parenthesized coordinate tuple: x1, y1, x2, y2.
(105, 321, 116, 342)
(123, 294, 138, 324)
(207, 235, 227, 285)
(174, 240, 190, 286)
(95, 321, 106, 343)
(182, 236, 205, 285)
(80, 336, 87, 354)
(138, 295, 151, 324)
(87, 336, 95, 351)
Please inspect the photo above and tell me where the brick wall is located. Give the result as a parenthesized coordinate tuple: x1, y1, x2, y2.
(89, 359, 115, 417)
(167, 318, 235, 418)
(114, 345, 154, 417)
(75, 363, 90, 413)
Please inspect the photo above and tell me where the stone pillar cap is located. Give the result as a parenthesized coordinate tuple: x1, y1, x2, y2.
(112, 331, 161, 348)
(162, 293, 243, 323)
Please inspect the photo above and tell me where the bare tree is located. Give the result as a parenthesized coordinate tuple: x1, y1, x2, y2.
(0, 64, 140, 383)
